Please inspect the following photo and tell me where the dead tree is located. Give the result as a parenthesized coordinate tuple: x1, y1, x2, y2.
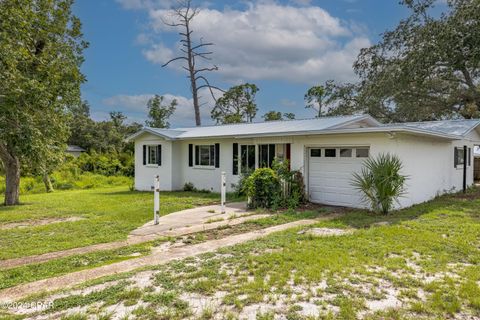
(162, 0, 222, 126)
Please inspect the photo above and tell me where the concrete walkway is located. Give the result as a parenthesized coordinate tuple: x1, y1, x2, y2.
(0, 219, 319, 303)
(0, 202, 264, 270)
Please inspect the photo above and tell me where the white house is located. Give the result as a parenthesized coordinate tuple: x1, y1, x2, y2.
(128, 115, 480, 209)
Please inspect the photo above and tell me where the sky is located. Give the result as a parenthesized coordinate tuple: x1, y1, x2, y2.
(73, 0, 414, 128)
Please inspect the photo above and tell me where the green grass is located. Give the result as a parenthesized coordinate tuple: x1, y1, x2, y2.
(18, 188, 480, 319)
(5, 189, 480, 319)
(0, 186, 241, 260)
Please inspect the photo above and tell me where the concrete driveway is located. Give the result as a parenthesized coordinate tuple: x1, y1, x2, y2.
(129, 202, 257, 237)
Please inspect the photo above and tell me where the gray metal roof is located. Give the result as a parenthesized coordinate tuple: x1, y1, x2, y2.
(127, 115, 480, 141)
(175, 115, 376, 138)
(66, 145, 86, 152)
(386, 119, 480, 137)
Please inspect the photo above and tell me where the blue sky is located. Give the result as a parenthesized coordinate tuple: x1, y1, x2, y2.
(73, 0, 413, 127)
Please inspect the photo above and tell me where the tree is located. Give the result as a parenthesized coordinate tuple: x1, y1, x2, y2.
(68, 101, 142, 154)
(110, 111, 127, 129)
(211, 83, 259, 124)
(262, 111, 296, 121)
(351, 0, 480, 122)
(0, 0, 87, 205)
(145, 95, 177, 128)
(161, 0, 222, 126)
(262, 111, 282, 121)
(304, 82, 334, 117)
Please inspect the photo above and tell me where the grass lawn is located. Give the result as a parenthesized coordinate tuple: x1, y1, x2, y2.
(8, 188, 480, 320)
(0, 186, 239, 260)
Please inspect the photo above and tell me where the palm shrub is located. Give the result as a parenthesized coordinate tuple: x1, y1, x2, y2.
(352, 153, 407, 214)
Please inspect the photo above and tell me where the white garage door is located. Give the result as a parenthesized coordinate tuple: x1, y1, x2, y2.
(308, 147, 369, 207)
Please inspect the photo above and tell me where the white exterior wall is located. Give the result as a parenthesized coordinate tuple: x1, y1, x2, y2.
(134, 131, 478, 208)
(134, 134, 173, 191)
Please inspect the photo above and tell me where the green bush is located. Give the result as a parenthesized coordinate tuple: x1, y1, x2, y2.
(351, 153, 407, 214)
(244, 168, 281, 209)
(242, 160, 306, 210)
(183, 182, 196, 192)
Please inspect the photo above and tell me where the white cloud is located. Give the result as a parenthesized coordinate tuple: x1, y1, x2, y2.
(140, 2, 370, 84)
(102, 88, 222, 127)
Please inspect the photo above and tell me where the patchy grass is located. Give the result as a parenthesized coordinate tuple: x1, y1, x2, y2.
(0, 186, 242, 260)
(8, 188, 480, 319)
(0, 209, 326, 291)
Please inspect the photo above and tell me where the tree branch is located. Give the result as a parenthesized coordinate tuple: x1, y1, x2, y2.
(161, 56, 188, 67)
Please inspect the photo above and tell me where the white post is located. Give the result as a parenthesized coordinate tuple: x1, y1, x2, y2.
(221, 171, 226, 214)
(154, 175, 160, 225)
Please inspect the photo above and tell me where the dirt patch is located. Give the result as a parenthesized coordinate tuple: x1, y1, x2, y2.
(298, 227, 354, 237)
(0, 216, 85, 230)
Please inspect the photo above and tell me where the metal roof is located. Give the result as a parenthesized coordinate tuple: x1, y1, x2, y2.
(66, 145, 86, 152)
(386, 119, 480, 137)
(127, 115, 480, 141)
(175, 115, 376, 139)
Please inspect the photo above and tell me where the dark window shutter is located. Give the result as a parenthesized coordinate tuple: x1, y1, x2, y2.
(143, 145, 147, 165)
(454, 147, 458, 168)
(286, 143, 291, 171)
(268, 144, 275, 168)
(188, 144, 193, 167)
(233, 143, 238, 175)
(195, 145, 200, 165)
(468, 148, 471, 166)
(215, 143, 220, 168)
(157, 145, 162, 166)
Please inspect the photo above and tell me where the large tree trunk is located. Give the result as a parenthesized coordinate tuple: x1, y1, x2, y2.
(0, 145, 20, 206)
(43, 173, 54, 193)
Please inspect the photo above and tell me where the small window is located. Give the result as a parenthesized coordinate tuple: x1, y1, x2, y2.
(195, 145, 215, 167)
(456, 147, 465, 166)
(325, 148, 336, 157)
(241, 145, 256, 174)
(356, 148, 369, 158)
(340, 148, 352, 157)
(310, 149, 321, 157)
(147, 146, 157, 165)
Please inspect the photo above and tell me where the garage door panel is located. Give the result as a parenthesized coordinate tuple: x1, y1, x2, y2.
(308, 148, 366, 208)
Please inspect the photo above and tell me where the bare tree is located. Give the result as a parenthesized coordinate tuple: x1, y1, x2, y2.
(162, 0, 222, 126)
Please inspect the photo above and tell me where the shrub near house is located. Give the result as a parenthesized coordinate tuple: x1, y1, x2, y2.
(243, 160, 306, 210)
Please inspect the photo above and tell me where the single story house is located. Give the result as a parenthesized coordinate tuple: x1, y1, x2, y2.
(128, 115, 480, 209)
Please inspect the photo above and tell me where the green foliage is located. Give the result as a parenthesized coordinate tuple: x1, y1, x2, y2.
(183, 182, 196, 192)
(0, 173, 132, 195)
(145, 94, 177, 128)
(67, 151, 134, 177)
(262, 111, 296, 121)
(243, 161, 306, 210)
(304, 82, 334, 117)
(244, 168, 281, 209)
(352, 153, 407, 214)
(211, 83, 259, 124)
(331, 0, 480, 121)
(0, 0, 87, 204)
(68, 101, 142, 154)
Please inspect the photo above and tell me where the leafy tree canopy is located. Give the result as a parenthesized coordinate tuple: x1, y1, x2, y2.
(262, 111, 296, 121)
(331, 0, 480, 122)
(145, 95, 177, 129)
(211, 83, 259, 124)
(0, 0, 87, 205)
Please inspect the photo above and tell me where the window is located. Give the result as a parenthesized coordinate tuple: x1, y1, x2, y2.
(147, 146, 158, 165)
(455, 147, 465, 167)
(241, 145, 256, 174)
(310, 149, 321, 157)
(259, 144, 276, 168)
(325, 148, 336, 157)
(340, 148, 352, 157)
(195, 145, 215, 167)
(356, 148, 369, 158)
